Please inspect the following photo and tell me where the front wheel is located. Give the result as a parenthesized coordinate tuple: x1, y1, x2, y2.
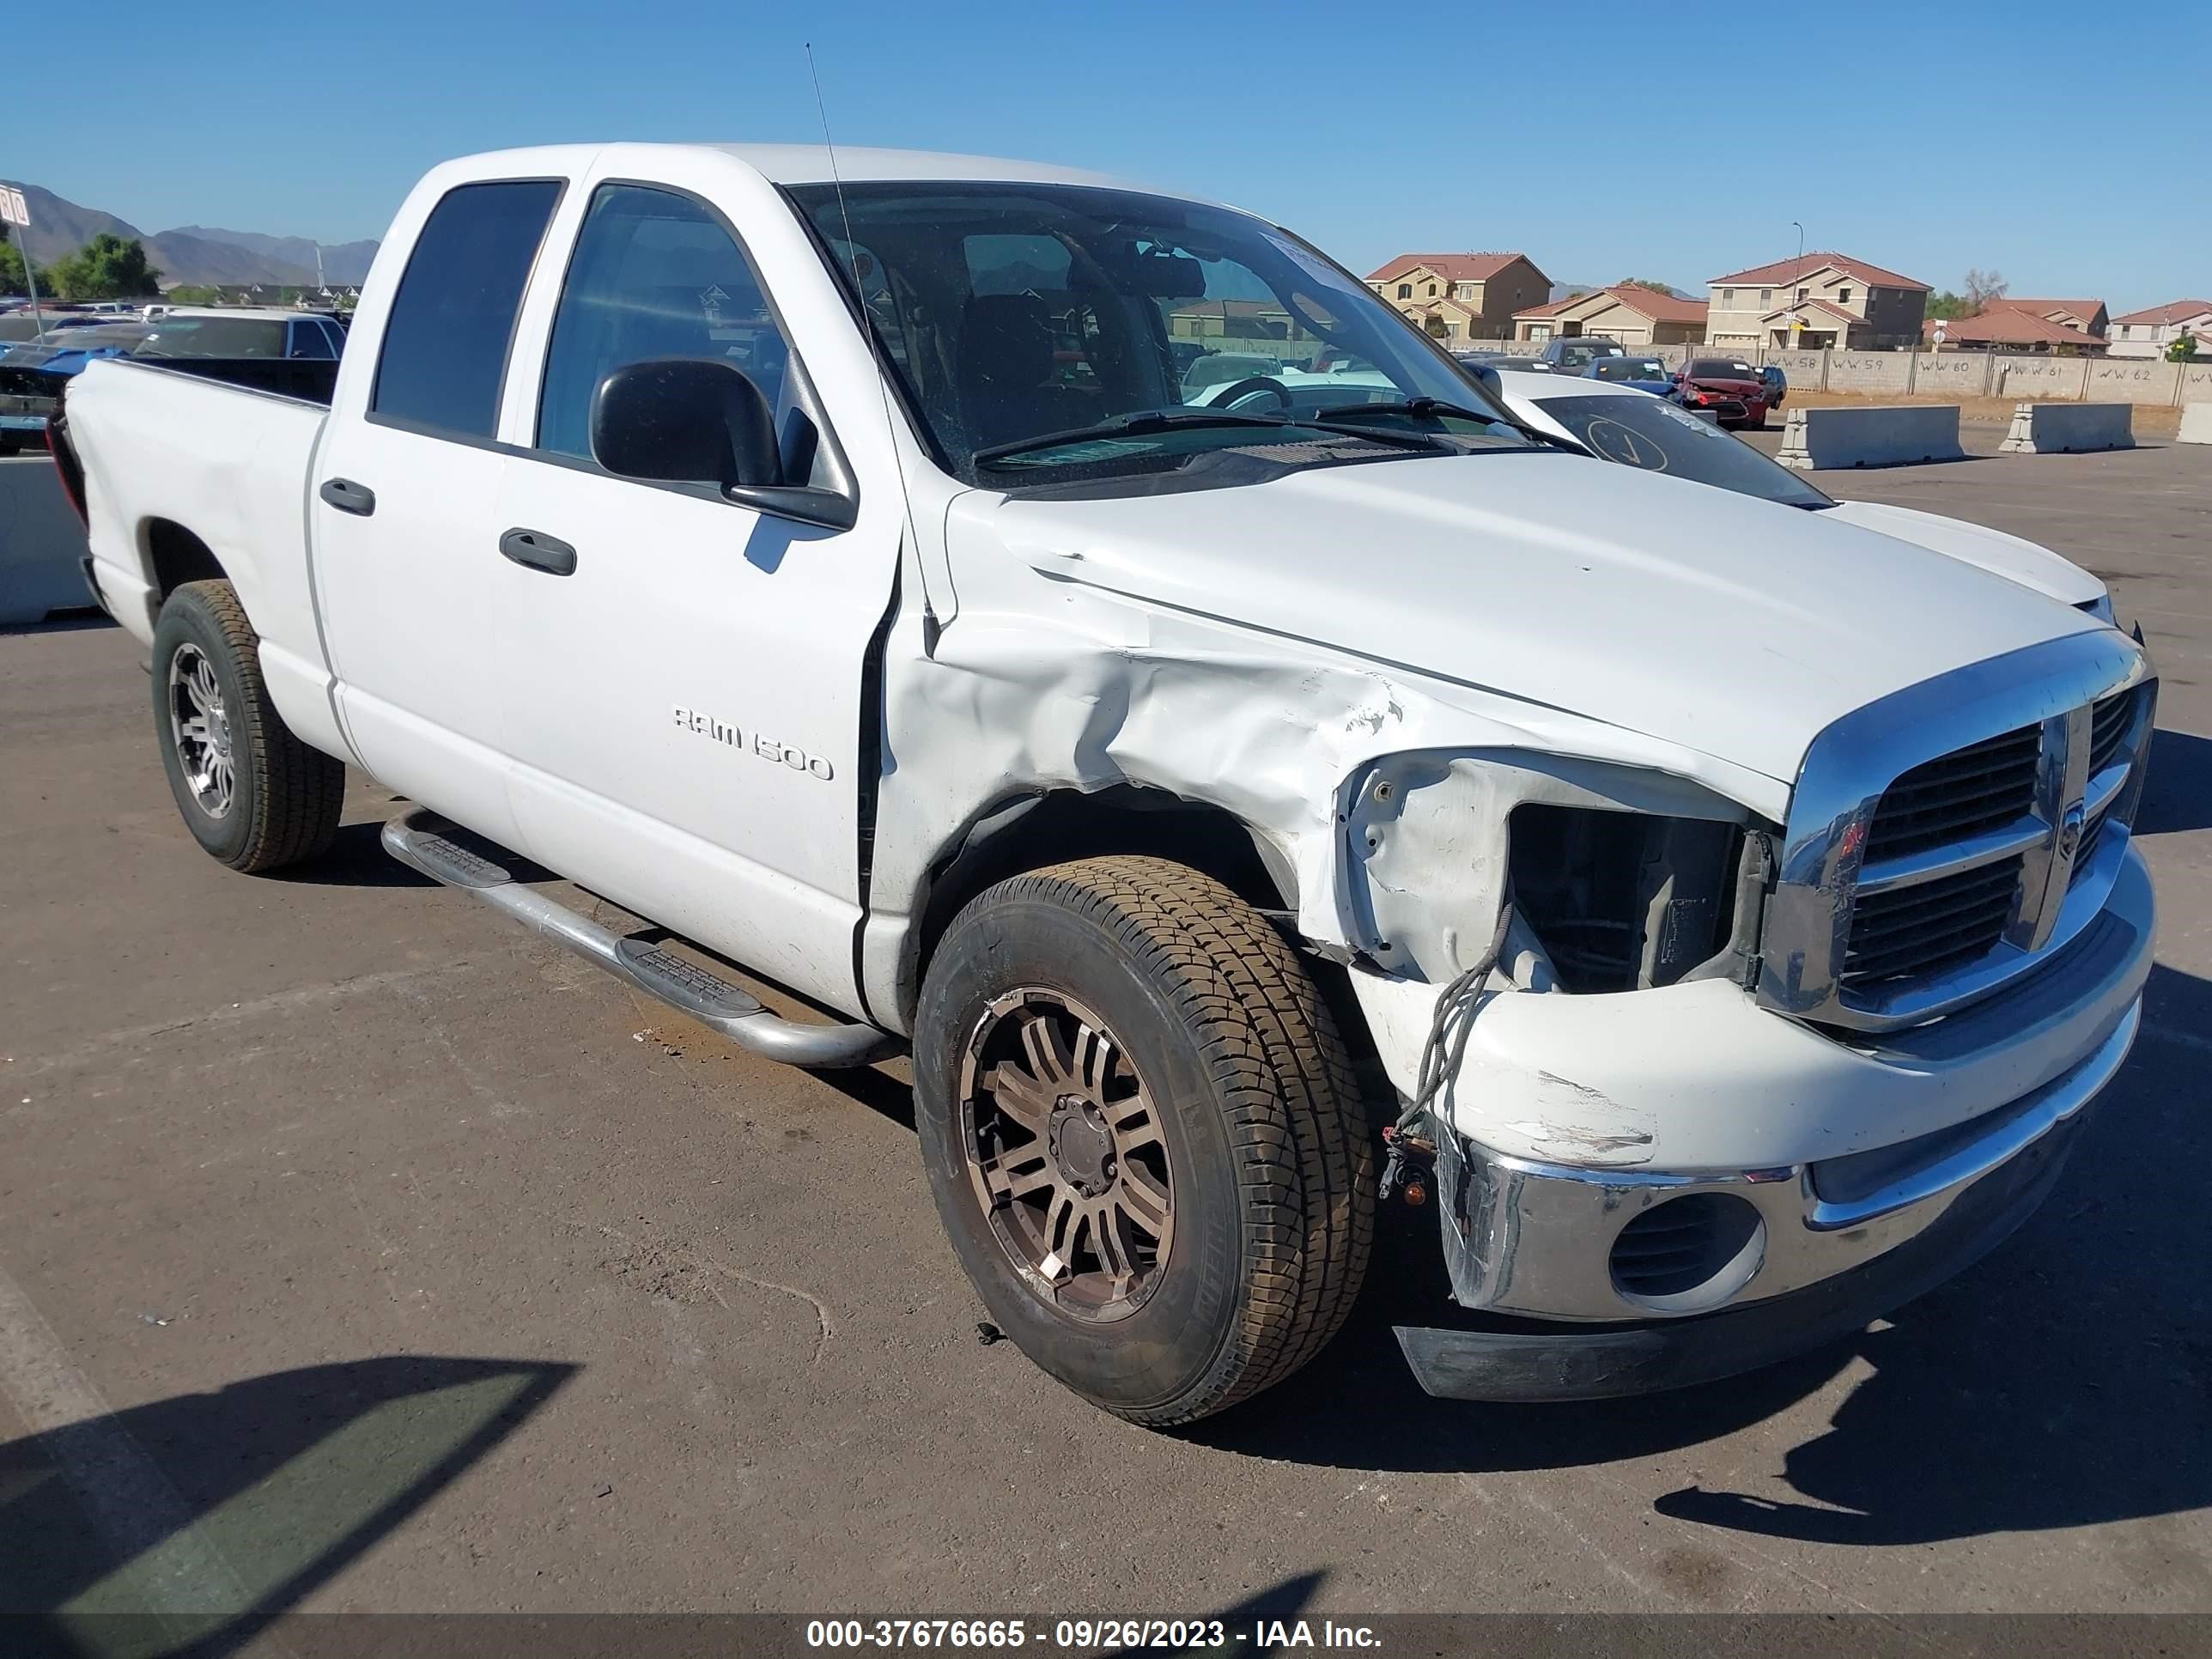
(915, 856, 1374, 1425)
(151, 580, 345, 872)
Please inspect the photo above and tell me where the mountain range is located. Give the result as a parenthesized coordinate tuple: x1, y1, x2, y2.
(8, 184, 379, 290)
(7, 179, 1698, 303)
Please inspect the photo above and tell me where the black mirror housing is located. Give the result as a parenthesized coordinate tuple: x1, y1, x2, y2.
(591, 357, 782, 490)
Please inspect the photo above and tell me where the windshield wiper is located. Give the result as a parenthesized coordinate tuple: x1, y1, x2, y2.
(972, 406, 1444, 468)
(1314, 396, 1585, 454)
(973, 409, 1294, 467)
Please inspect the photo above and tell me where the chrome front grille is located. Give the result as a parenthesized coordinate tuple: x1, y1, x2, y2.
(1859, 725, 2040, 863)
(1759, 633, 2155, 1033)
(2087, 688, 2132, 777)
(1841, 855, 2021, 989)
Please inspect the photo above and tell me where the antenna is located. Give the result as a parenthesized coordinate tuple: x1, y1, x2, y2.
(805, 43, 933, 632)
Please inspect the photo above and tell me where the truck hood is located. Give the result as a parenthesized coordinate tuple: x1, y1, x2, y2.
(1818, 498, 2107, 608)
(973, 453, 2099, 787)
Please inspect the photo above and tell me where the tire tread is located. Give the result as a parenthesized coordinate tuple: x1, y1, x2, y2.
(968, 855, 1374, 1425)
(161, 580, 344, 872)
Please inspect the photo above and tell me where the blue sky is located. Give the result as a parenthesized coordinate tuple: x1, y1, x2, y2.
(13, 0, 2207, 310)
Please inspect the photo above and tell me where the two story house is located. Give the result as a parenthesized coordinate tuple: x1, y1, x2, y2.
(1705, 252, 1930, 349)
(1511, 285, 1708, 346)
(1365, 252, 1552, 343)
(2107, 299, 2212, 359)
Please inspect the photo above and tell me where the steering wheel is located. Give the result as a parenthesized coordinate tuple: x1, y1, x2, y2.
(1205, 375, 1291, 411)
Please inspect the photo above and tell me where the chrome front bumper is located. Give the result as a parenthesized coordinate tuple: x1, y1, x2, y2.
(1432, 996, 2138, 1323)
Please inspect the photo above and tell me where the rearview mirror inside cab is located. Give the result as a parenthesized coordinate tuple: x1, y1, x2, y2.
(591, 358, 782, 490)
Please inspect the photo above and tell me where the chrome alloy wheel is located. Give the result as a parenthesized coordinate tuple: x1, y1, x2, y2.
(167, 643, 236, 818)
(957, 988, 1176, 1322)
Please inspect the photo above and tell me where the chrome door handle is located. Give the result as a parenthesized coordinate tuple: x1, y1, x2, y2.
(498, 526, 577, 577)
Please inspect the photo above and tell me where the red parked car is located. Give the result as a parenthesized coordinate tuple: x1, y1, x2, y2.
(1672, 356, 1771, 429)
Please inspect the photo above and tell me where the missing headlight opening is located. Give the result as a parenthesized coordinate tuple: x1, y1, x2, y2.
(1508, 805, 1747, 992)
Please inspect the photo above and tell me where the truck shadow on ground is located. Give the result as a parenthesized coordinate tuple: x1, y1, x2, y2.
(2135, 727, 2212, 836)
(1192, 960, 2212, 1547)
(0, 1354, 574, 1654)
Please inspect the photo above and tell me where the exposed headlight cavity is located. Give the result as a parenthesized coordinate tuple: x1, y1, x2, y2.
(1344, 751, 1765, 991)
(1508, 805, 1741, 992)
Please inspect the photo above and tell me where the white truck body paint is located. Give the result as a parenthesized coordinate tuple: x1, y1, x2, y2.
(58, 142, 2155, 1346)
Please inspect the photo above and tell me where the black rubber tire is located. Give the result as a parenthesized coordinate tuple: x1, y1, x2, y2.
(0, 438, 21, 458)
(151, 580, 345, 873)
(915, 856, 1374, 1426)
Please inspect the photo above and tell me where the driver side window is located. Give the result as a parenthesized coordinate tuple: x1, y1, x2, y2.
(537, 184, 793, 463)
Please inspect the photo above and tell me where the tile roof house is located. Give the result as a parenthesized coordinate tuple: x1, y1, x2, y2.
(2107, 298, 2212, 359)
(1513, 284, 1708, 346)
(1931, 307, 2110, 354)
(1365, 252, 1552, 343)
(1982, 296, 2109, 337)
(1705, 252, 1930, 349)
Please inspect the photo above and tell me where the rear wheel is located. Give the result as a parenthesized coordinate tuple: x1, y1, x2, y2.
(915, 856, 1374, 1425)
(151, 580, 344, 872)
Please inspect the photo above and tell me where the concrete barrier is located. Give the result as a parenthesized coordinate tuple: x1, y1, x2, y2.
(2179, 402, 2212, 446)
(1998, 402, 2134, 455)
(0, 455, 94, 626)
(1775, 404, 1965, 470)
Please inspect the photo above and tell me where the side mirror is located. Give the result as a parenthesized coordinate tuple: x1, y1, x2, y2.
(592, 357, 783, 491)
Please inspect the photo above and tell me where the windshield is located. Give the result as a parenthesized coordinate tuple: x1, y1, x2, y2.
(134, 317, 289, 359)
(1531, 392, 1832, 509)
(1554, 341, 1619, 366)
(786, 181, 1534, 487)
(1589, 357, 1664, 382)
(1686, 359, 1757, 380)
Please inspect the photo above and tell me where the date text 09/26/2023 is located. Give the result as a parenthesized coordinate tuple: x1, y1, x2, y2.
(805, 1619, 1383, 1650)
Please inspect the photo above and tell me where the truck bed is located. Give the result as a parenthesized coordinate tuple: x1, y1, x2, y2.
(62, 356, 337, 738)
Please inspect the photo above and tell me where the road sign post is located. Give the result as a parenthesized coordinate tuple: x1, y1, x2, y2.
(1, 181, 46, 342)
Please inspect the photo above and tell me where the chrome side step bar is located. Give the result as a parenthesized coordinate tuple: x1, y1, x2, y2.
(381, 809, 901, 1070)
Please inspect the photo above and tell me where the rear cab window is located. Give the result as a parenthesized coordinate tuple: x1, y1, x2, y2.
(371, 178, 564, 438)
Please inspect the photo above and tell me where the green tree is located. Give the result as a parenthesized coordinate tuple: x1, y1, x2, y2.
(1618, 277, 1677, 295)
(2168, 330, 2199, 363)
(0, 225, 45, 297)
(164, 284, 220, 305)
(45, 233, 161, 301)
(1925, 290, 1973, 320)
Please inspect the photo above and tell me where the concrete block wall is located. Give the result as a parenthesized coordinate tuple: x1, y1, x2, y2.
(1991, 356, 2092, 400)
(2084, 360, 2183, 403)
(1911, 353, 1990, 397)
(0, 458, 94, 626)
(1826, 351, 1912, 393)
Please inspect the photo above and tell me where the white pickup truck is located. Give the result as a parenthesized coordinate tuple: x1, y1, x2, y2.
(53, 144, 2156, 1425)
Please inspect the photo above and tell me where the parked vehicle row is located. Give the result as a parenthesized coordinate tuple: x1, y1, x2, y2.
(54, 143, 2154, 1429)
(0, 308, 345, 452)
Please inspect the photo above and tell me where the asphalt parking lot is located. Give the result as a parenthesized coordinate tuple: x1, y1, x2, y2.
(3, 441, 2210, 1625)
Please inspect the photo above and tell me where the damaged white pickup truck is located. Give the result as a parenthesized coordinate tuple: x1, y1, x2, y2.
(53, 144, 2154, 1424)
